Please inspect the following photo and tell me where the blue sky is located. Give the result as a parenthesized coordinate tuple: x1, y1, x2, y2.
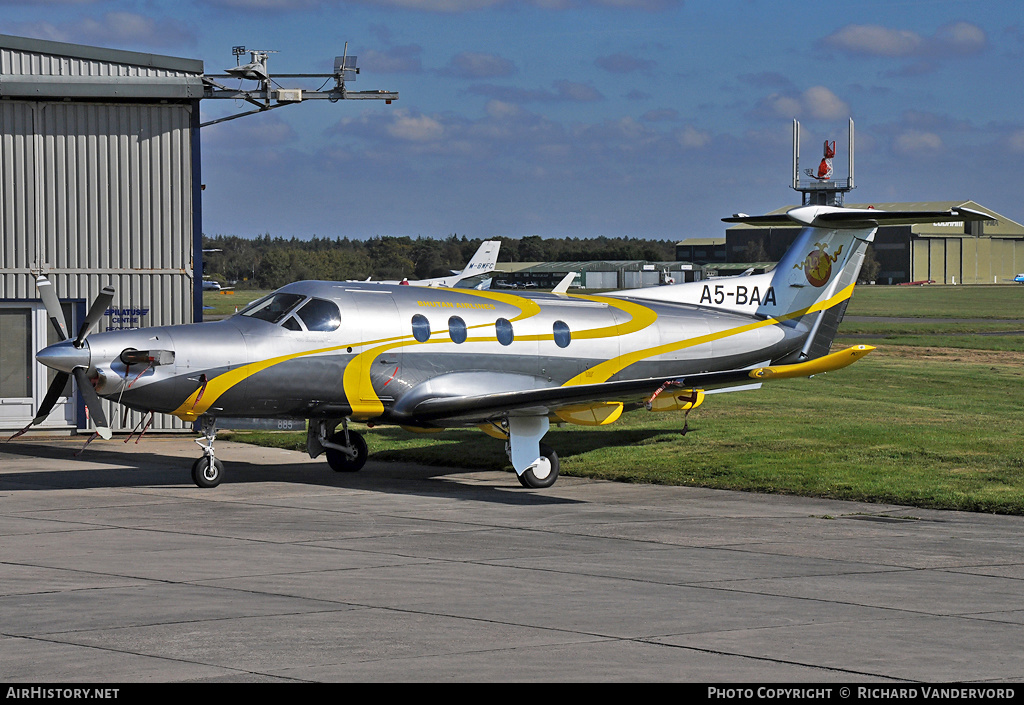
(3, 0, 1022, 243)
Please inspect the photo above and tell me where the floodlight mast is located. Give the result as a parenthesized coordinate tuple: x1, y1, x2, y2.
(200, 42, 397, 128)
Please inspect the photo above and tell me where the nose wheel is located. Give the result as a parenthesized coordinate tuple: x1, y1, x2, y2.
(191, 455, 224, 488)
(191, 416, 224, 488)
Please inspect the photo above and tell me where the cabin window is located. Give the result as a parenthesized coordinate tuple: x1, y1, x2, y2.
(412, 314, 431, 342)
(448, 316, 467, 344)
(495, 317, 514, 346)
(239, 293, 304, 324)
(553, 320, 571, 348)
(295, 298, 341, 332)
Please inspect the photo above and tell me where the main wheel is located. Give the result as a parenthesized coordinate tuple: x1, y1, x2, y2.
(191, 456, 224, 488)
(325, 430, 368, 472)
(517, 444, 559, 489)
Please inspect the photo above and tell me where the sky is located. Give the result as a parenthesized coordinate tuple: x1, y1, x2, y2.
(3, 0, 1023, 244)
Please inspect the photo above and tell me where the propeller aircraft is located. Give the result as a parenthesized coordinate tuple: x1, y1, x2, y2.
(12, 204, 992, 489)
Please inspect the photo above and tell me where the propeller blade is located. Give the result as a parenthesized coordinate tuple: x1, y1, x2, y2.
(72, 367, 112, 440)
(74, 285, 115, 347)
(35, 276, 69, 341)
(33, 372, 70, 425)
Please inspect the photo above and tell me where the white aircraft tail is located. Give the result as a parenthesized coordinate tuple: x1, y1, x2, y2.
(459, 240, 500, 277)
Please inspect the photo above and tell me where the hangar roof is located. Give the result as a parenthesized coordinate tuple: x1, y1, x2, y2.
(0, 33, 204, 100)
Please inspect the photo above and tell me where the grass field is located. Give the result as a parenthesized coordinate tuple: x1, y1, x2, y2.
(217, 283, 1024, 513)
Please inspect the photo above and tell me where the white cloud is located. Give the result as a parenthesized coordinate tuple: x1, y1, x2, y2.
(755, 87, 847, 121)
(802, 86, 850, 120)
(442, 51, 517, 79)
(822, 24, 922, 57)
(676, 125, 711, 148)
(821, 21, 986, 59)
(893, 130, 943, 155)
(1007, 131, 1024, 154)
(387, 111, 445, 142)
(8, 12, 196, 49)
(361, 45, 424, 74)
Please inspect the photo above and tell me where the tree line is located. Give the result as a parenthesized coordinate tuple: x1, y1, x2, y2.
(202, 233, 678, 290)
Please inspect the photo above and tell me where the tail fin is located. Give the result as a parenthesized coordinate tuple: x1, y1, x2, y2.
(622, 204, 993, 360)
(460, 240, 501, 277)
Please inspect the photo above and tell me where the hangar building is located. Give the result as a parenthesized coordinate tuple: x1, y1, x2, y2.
(0, 34, 394, 436)
(710, 201, 1024, 285)
(0, 34, 203, 433)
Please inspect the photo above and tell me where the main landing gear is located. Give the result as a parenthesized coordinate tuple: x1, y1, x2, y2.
(308, 418, 369, 473)
(188, 416, 371, 488)
(504, 416, 561, 489)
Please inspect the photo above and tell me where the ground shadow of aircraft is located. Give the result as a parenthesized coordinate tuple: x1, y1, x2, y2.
(0, 438, 579, 505)
(11, 205, 992, 490)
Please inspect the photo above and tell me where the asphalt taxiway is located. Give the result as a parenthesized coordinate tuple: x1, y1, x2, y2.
(2, 435, 1023, 683)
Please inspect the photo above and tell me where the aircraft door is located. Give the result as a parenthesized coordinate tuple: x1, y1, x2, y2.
(348, 291, 404, 412)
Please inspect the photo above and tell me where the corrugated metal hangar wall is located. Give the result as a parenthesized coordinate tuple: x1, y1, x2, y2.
(0, 34, 203, 433)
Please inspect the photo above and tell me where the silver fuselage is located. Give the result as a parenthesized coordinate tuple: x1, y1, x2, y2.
(73, 281, 807, 427)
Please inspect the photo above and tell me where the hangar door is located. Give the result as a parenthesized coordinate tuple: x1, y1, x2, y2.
(0, 302, 76, 429)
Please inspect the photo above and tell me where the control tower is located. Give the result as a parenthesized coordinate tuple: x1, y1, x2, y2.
(791, 118, 854, 206)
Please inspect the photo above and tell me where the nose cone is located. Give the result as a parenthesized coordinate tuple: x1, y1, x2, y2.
(37, 339, 91, 373)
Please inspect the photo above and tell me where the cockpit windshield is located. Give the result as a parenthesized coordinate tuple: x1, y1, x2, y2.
(237, 293, 305, 324)
(294, 298, 341, 332)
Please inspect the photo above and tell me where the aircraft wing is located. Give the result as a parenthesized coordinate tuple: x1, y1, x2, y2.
(406, 344, 873, 424)
(407, 368, 756, 424)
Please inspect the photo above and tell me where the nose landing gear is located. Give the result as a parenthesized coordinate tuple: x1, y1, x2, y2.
(191, 416, 223, 488)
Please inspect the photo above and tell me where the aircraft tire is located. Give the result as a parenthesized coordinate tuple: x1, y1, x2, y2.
(326, 430, 368, 472)
(517, 444, 559, 489)
(191, 456, 224, 488)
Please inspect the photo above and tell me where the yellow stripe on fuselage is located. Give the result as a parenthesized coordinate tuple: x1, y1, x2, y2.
(563, 283, 855, 387)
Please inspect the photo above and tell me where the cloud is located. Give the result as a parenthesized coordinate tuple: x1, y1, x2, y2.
(594, 52, 656, 75)
(821, 24, 923, 57)
(893, 130, 944, 155)
(8, 12, 196, 49)
(442, 51, 517, 79)
(820, 21, 986, 59)
(641, 108, 679, 122)
(386, 110, 446, 142)
(753, 86, 849, 121)
(675, 125, 711, 148)
(1008, 131, 1024, 154)
(362, 45, 424, 73)
(468, 79, 604, 103)
(802, 86, 849, 120)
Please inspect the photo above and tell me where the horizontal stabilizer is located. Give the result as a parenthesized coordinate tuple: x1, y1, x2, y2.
(724, 205, 993, 229)
(749, 345, 874, 379)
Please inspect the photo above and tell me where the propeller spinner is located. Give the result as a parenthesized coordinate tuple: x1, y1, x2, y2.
(8, 277, 115, 441)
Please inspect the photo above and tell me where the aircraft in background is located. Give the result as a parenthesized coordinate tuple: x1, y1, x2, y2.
(1014, 273, 1024, 284)
(375, 240, 501, 289)
(202, 280, 233, 292)
(15, 205, 991, 490)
